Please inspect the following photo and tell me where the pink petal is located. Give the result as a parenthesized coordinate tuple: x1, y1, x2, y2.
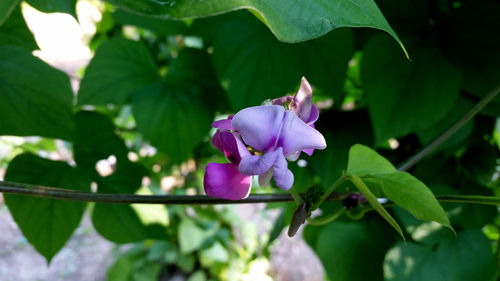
(212, 131, 250, 164)
(232, 105, 284, 152)
(292, 77, 314, 123)
(204, 163, 252, 200)
(211, 116, 234, 130)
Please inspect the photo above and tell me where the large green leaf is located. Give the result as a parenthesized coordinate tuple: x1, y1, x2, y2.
(0, 46, 75, 139)
(361, 35, 461, 144)
(0, 0, 19, 25)
(200, 11, 353, 110)
(78, 38, 160, 105)
(4, 154, 90, 262)
(384, 230, 497, 281)
(0, 6, 38, 50)
(112, 8, 187, 36)
(106, 0, 404, 52)
(306, 218, 397, 281)
(26, 0, 77, 19)
(132, 48, 217, 163)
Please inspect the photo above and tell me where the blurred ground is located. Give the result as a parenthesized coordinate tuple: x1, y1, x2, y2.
(0, 200, 324, 281)
(0, 203, 113, 281)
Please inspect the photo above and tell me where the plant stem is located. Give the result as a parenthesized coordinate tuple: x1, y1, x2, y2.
(289, 186, 304, 205)
(398, 83, 500, 171)
(311, 175, 346, 210)
(0, 180, 348, 205)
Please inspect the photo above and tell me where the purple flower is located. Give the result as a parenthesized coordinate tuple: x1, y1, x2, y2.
(204, 77, 326, 200)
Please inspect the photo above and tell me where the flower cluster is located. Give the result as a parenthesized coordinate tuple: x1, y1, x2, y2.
(204, 77, 326, 200)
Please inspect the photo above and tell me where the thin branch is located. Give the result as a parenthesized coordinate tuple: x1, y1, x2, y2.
(0, 181, 348, 204)
(398, 83, 500, 171)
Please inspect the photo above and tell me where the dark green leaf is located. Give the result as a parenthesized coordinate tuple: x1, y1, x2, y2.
(0, 46, 75, 139)
(106, 0, 404, 51)
(91, 159, 155, 243)
(26, 0, 77, 19)
(439, 1, 500, 105)
(78, 38, 160, 105)
(362, 35, 461, 144)
(307, 218, 397, 281)
(202, 12, 353, 109)
(112, 8, 187, 36)
(4, 154, 90, 262)
(384, 230, 497, 281)
(74, 110, 128, 170)
(0, 6, 38, 50)
(0, 0, 20, 26)
(132, 49, 217, 163)
(310, 110, 374, 189)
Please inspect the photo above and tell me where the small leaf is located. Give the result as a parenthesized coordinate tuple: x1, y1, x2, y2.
(4, 154, 90, 262)
(347, 144, 396, 175)
(0, 46, 75, 139)
(377, 172, 452, 230)
(78, 38, 160, 105)
(178, 219, 209, 254)
(348, 173, 404, 239)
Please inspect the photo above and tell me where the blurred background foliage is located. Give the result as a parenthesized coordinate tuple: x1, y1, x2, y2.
(0, 0, 500, 280)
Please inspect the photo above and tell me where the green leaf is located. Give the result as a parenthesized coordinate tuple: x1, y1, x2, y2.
(348, 173, 404, 239)
(362, 35, 461, 144)
(107, 246, 161, 281)
(0, 0, 19, 26)
(201, 11, 353, 109)
(306, 218, 397, 281)
(4, 154, 90, 262)
(347, 144, 452, 229)
(310, 110, 374, 189)
(26, 0, 77, 19)
(73, 110, 128, 170)
(112, 8, 187, 36)
(439, 1, 500, 105)
(384, 230, 497, 281)
(347, 144, 396, 175)
(132, 48, 217, 163)
(376, 172, 451, 229)
(78, 38, 160, 105)
(91, 160, 156, 243)
(0, 6, 38, 50)
(178, 218, 215, 254)
(0, 46, 75, 139)
(106, 0, 405, 52)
